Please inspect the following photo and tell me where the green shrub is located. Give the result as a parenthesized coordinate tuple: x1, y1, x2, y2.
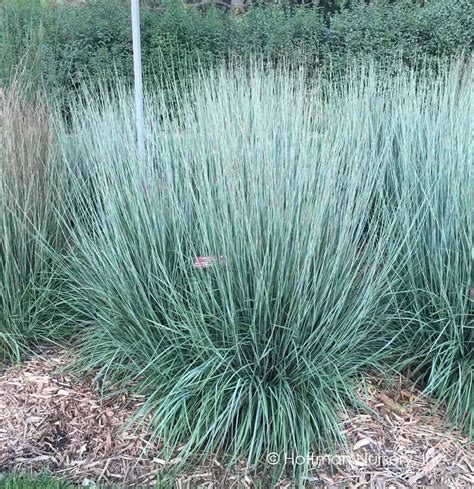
(328, 0, 473, 67)
(143, 0, 233, 80)
(1, 0, 471, 97)
(51, 0, 133, 87)
(233, 4, 325, 64)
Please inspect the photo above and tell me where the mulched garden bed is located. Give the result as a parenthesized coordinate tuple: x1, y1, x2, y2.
(0, 350, 472, 487)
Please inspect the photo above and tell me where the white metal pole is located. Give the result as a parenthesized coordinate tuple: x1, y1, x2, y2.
(131, 0, 145, 160)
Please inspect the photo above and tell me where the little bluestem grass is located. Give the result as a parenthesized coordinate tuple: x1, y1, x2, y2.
(54, 64, 412, 475)
(39, 60, 473, 477)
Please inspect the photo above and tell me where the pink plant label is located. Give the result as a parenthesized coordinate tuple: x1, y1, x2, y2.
(193, 256, 226, 269)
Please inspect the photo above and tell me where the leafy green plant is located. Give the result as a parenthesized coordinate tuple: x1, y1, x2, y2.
(1, 0, 471, 99)
(328, 0, 473, 68)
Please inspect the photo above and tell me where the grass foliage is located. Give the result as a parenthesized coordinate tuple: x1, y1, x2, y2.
(46, 61, 473, 472)
(57, 66, 403, 471)
(381, 63, 473, 434)
(0, 473, 75, 489)
(0, 83, 64, 362)
(1, 56, 471, 474)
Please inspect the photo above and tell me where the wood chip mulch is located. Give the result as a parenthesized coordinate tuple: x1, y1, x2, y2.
(0, 350, 472, 488)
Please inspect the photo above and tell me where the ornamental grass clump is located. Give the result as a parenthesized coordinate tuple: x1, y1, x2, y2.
(57, 65, 403, 472)
(0, 85, 64, 362)
(55, 61, 472, 473)
(382, 62, 473, 436)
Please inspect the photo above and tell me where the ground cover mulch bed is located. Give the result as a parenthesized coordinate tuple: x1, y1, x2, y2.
(0, 350, 472, 488)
